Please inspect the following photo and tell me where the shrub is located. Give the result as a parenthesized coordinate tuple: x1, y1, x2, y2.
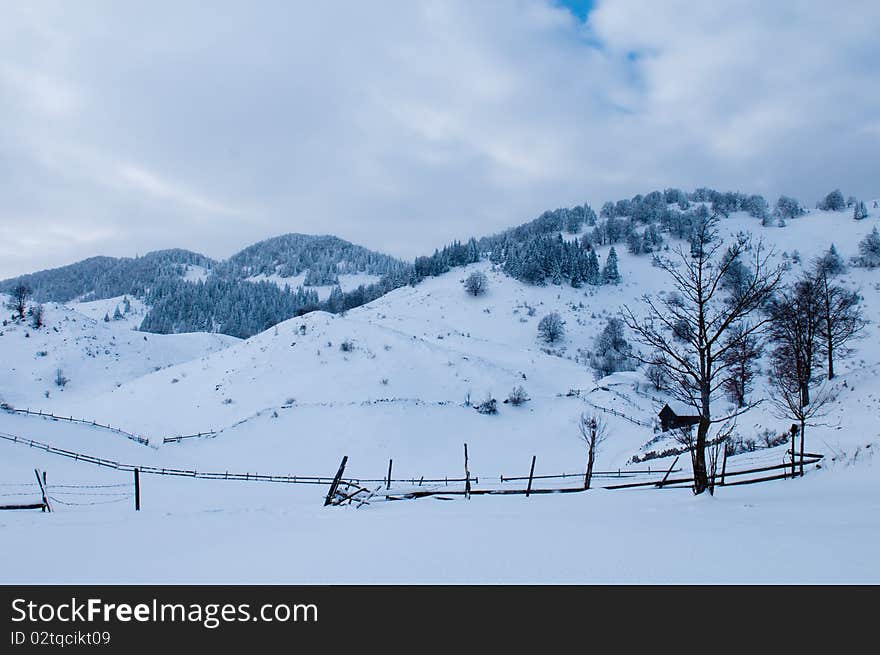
(505, 385, 529, 406)
(54, 369, 68, 388)
(474, 397, 498, 414)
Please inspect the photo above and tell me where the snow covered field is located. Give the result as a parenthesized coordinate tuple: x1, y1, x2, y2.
(1, 209, 878, 583)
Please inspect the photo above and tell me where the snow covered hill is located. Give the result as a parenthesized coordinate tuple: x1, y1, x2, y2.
(0, 204, 878, 583)
(0, 296, 237, 414)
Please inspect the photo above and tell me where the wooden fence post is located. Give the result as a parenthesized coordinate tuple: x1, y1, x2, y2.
(386, 459, 393, 490)
(526, 456, 536, 498)
(324, 456, 348, 506)
(134, 468, 141, 511)
(464, 444, 471, 500)
(656, 455, 680, 488)
(34, 468, 51, 513)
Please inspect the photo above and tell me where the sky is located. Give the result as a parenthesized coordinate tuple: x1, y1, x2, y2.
(1, 0, 878, 278)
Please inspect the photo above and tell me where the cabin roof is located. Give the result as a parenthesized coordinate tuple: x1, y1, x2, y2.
(660, 400, 700, 417)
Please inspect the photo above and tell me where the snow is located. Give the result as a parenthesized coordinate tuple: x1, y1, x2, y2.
(182, 264, 210, 283)
(0, 299, 238, 415)
(245, 272, 381, 300)
(0, 208, 878, 583)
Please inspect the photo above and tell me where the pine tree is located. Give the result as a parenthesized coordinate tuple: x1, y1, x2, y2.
(857, 227, 880, 268)
(853, 200, 868, 220)
(113, 305, 123, 320)
(103, 312, 110, 322)
(602, 247, 620, 284)
(584, 248, 600, 285)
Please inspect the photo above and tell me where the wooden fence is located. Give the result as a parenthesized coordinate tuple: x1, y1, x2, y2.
(4, 407, 150, 446)
(0, 427, 824, 513)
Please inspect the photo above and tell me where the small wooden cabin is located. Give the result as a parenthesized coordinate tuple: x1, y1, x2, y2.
(658, 402, 701, 432)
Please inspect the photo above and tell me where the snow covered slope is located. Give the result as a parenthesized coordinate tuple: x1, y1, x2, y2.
(0, 297, 238, 414)
(0, 207, 878, 583)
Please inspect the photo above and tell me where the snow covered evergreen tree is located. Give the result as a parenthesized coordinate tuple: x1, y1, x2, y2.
(602, 247, 620, 284)
(853, 200, 868, 221)
(856, 227, 880, 268)
(774, 195, 806, 220)
(589, 318, 634, 378)
(817, 189, 846, 211)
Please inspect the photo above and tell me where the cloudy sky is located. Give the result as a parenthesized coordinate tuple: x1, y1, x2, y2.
(1, 0, 878, 278)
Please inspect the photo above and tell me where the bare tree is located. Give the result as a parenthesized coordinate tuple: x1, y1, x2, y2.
(537, 312, 565, 344)
(10, 282, 32, 320)
(720, 323, 762, 408)
(768, 359, 834, 476)
(645, 357, 668, 391)
(463, 271, 488, 297)
(813, 264, 866, 380)
(578, 413, 607, 490)
(671, 421, 733, 495)
(622, 215, 783, 494)
(29, 304, 45, 329)
(767, 275, 822, 407)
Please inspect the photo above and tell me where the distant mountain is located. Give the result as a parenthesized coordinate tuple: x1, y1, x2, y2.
(218, 233, 408, 285)
(0, 249, 215, 303)
(6, 185, 869, 339)
(1, 233, 408, 339)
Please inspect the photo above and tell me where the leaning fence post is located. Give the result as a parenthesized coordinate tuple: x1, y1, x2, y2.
(526, 456, 536, 498)
(324, 456, 348, 506)
(386, 459, 393, 490)
(656, 455, 680, 488)
(34, 468, 51, 513)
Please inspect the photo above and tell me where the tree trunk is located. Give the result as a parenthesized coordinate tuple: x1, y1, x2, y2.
(800, 383, 810, 408)
(584, 449, 595, 490)
(799, 419, 806, 477)
(693, 418, 710, 494)
(827, 343, 834, 380)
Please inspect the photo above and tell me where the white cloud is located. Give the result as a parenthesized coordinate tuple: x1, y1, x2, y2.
(0, 0, 878, 278)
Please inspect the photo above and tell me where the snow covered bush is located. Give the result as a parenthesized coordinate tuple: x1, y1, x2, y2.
(339, 339, 354, 352)
(474, 397, 498, 415)
(505, 385, 529, 406)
